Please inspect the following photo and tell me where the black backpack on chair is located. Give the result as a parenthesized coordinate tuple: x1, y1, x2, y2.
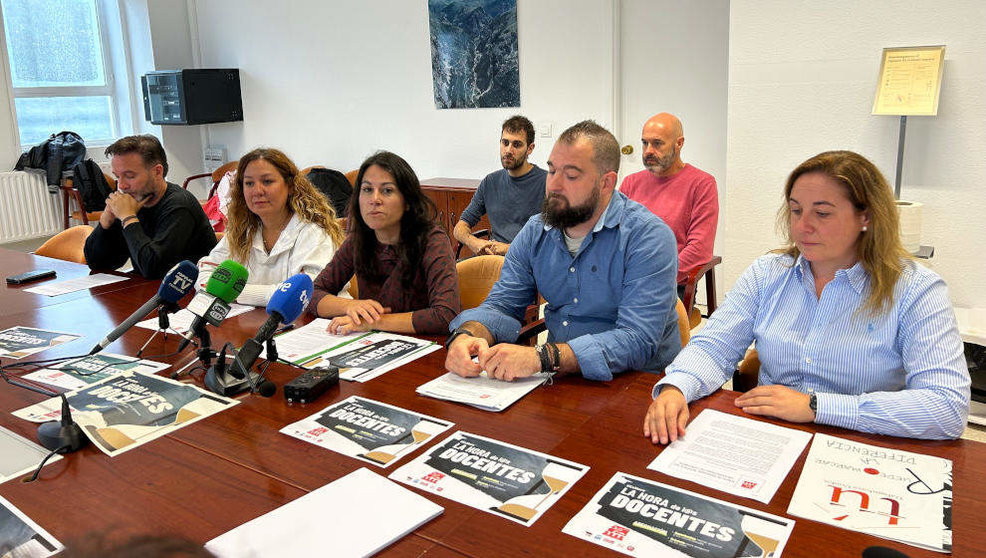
(306, 167, 353, 217)
(71, 159, 113, 212)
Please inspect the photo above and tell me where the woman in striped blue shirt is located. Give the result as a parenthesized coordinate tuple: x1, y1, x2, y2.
(645, 150, 970, 441)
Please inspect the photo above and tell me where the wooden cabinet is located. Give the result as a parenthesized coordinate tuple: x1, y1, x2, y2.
(420, 177, 490, 254)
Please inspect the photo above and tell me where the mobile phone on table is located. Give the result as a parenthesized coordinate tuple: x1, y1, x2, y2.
(6, 269, 56, 284)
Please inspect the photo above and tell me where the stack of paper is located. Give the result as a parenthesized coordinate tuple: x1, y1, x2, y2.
(205, 468, 443, 557)
(647, 409, 812, 504)
(416, 371, 551, 412)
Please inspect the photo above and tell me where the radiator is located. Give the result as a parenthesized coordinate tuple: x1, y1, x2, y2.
(0, 171, 62, 243)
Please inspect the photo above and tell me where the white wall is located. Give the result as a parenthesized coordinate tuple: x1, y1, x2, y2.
(143, 0, 204, 191)
(726, 0, 986, 308)
(193, 0, 616, 179)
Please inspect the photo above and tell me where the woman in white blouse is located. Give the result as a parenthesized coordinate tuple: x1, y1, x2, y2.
(197, 148, 348, 305)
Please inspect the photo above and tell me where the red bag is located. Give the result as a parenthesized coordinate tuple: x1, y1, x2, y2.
(202, 194, 226, 232)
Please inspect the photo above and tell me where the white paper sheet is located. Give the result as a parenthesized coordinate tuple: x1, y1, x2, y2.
(24, 273, 127, 296)
(314, 332, 439, 383)
(648, 409, 812, 504)
(0, 426, 61, 484)
(261, 318, 368, 365)
(205, 468, 442, 558)
(134, 303, 253, 334)
(416, 371, 551, 412)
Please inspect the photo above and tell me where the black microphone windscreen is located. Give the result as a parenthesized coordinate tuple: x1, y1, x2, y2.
(257, 380, 277, 398)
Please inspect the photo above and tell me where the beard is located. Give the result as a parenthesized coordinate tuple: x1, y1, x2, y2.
(501, 154, 526, 171)
(542, 184, 600, 229)
(643, 144, 677, 174)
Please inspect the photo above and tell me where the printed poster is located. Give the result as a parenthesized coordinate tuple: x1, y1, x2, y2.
(280, 396, 453, 467)
(0, 495, 63, 557)
(390, 431, 588, 526)
(20, 353, 169, 391)
(318, 332, 439, 382)
(563, 472, 794, 557)
(788, 433, 951, 552)
(12, 370, 238, 457)
(0, 326, 79, 359)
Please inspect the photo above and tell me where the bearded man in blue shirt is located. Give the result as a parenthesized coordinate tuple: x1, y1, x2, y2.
(445, 120, 681, 382)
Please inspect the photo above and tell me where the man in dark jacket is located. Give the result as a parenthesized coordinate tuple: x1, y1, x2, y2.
(84, 135, 216, 279)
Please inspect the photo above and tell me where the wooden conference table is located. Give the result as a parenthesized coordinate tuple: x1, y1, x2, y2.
(0, 251, 984, 557)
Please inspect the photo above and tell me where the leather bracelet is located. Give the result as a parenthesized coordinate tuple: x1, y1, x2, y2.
(445, 326, 475, 350)
(121, 215, 139, 227)
(547, 342, 561, 372)
(535, 343, 552, 372)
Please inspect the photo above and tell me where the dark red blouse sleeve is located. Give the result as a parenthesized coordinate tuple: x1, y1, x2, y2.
(410, 228, 461, 334)
(310, 236, 356, 315)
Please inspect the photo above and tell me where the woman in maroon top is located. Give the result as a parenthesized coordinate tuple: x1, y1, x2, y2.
(311, 151, 461, 335)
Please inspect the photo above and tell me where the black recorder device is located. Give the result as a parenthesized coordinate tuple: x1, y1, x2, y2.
(284, 366, 339, 403)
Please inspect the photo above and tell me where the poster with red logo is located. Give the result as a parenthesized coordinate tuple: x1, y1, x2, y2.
(389, 431, 588, 526)
(563, 472, 794, 557)
(279, 396, 453, 467)
(787, 433, 951, 552)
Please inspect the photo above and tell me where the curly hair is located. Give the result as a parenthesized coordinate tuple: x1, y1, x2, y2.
(776, 150, 911, 316)
(225, 148, 345, 264)
(348, 151, 438, 285)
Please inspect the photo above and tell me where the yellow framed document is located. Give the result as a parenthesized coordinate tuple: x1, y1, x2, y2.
(872, 45, 945, 115)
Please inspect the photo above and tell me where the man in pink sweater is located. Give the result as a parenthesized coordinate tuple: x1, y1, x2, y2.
(619, 113, 719, 296)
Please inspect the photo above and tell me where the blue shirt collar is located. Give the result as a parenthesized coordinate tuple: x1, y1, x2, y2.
(542, 190, 626, 233)
(794, 253, 868, 294)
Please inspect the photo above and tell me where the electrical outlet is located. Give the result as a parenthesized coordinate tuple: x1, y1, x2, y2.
(203, 146, 226, 173)
(538, 122, 553, 138)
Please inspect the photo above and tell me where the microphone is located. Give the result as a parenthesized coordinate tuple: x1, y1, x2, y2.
(89, 261, 198, 354)
(231, 274, 314, 378)
(177, 260, 248, 352)
(204, 274, 312, 397)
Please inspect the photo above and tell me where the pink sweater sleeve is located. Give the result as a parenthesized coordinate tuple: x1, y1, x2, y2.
(677, 175, 719, 283)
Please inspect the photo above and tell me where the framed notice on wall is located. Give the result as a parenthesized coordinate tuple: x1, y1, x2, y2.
(872, 45, 945, 116)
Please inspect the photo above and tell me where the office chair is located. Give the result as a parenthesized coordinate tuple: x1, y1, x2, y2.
(34, 225, 93, 264)
(456, 255, 504, 311)
(183, 160, 239, 199)
(682, 255, 722, 329)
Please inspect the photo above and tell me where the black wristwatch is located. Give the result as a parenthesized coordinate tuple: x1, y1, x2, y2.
(808, 392, 818, 413)
(445, 326, 475, 349)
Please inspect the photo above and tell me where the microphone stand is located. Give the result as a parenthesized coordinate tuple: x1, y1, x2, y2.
(192, 320, 216, 369)
(37, 394, 88, 453)
(136, 302, 181, 358)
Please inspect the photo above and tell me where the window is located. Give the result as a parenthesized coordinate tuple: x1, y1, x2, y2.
(1, 0, 123, 147)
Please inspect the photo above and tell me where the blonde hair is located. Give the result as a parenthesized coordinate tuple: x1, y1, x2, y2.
(776, 150, 911, 316)
(226, 148, 345, 264)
